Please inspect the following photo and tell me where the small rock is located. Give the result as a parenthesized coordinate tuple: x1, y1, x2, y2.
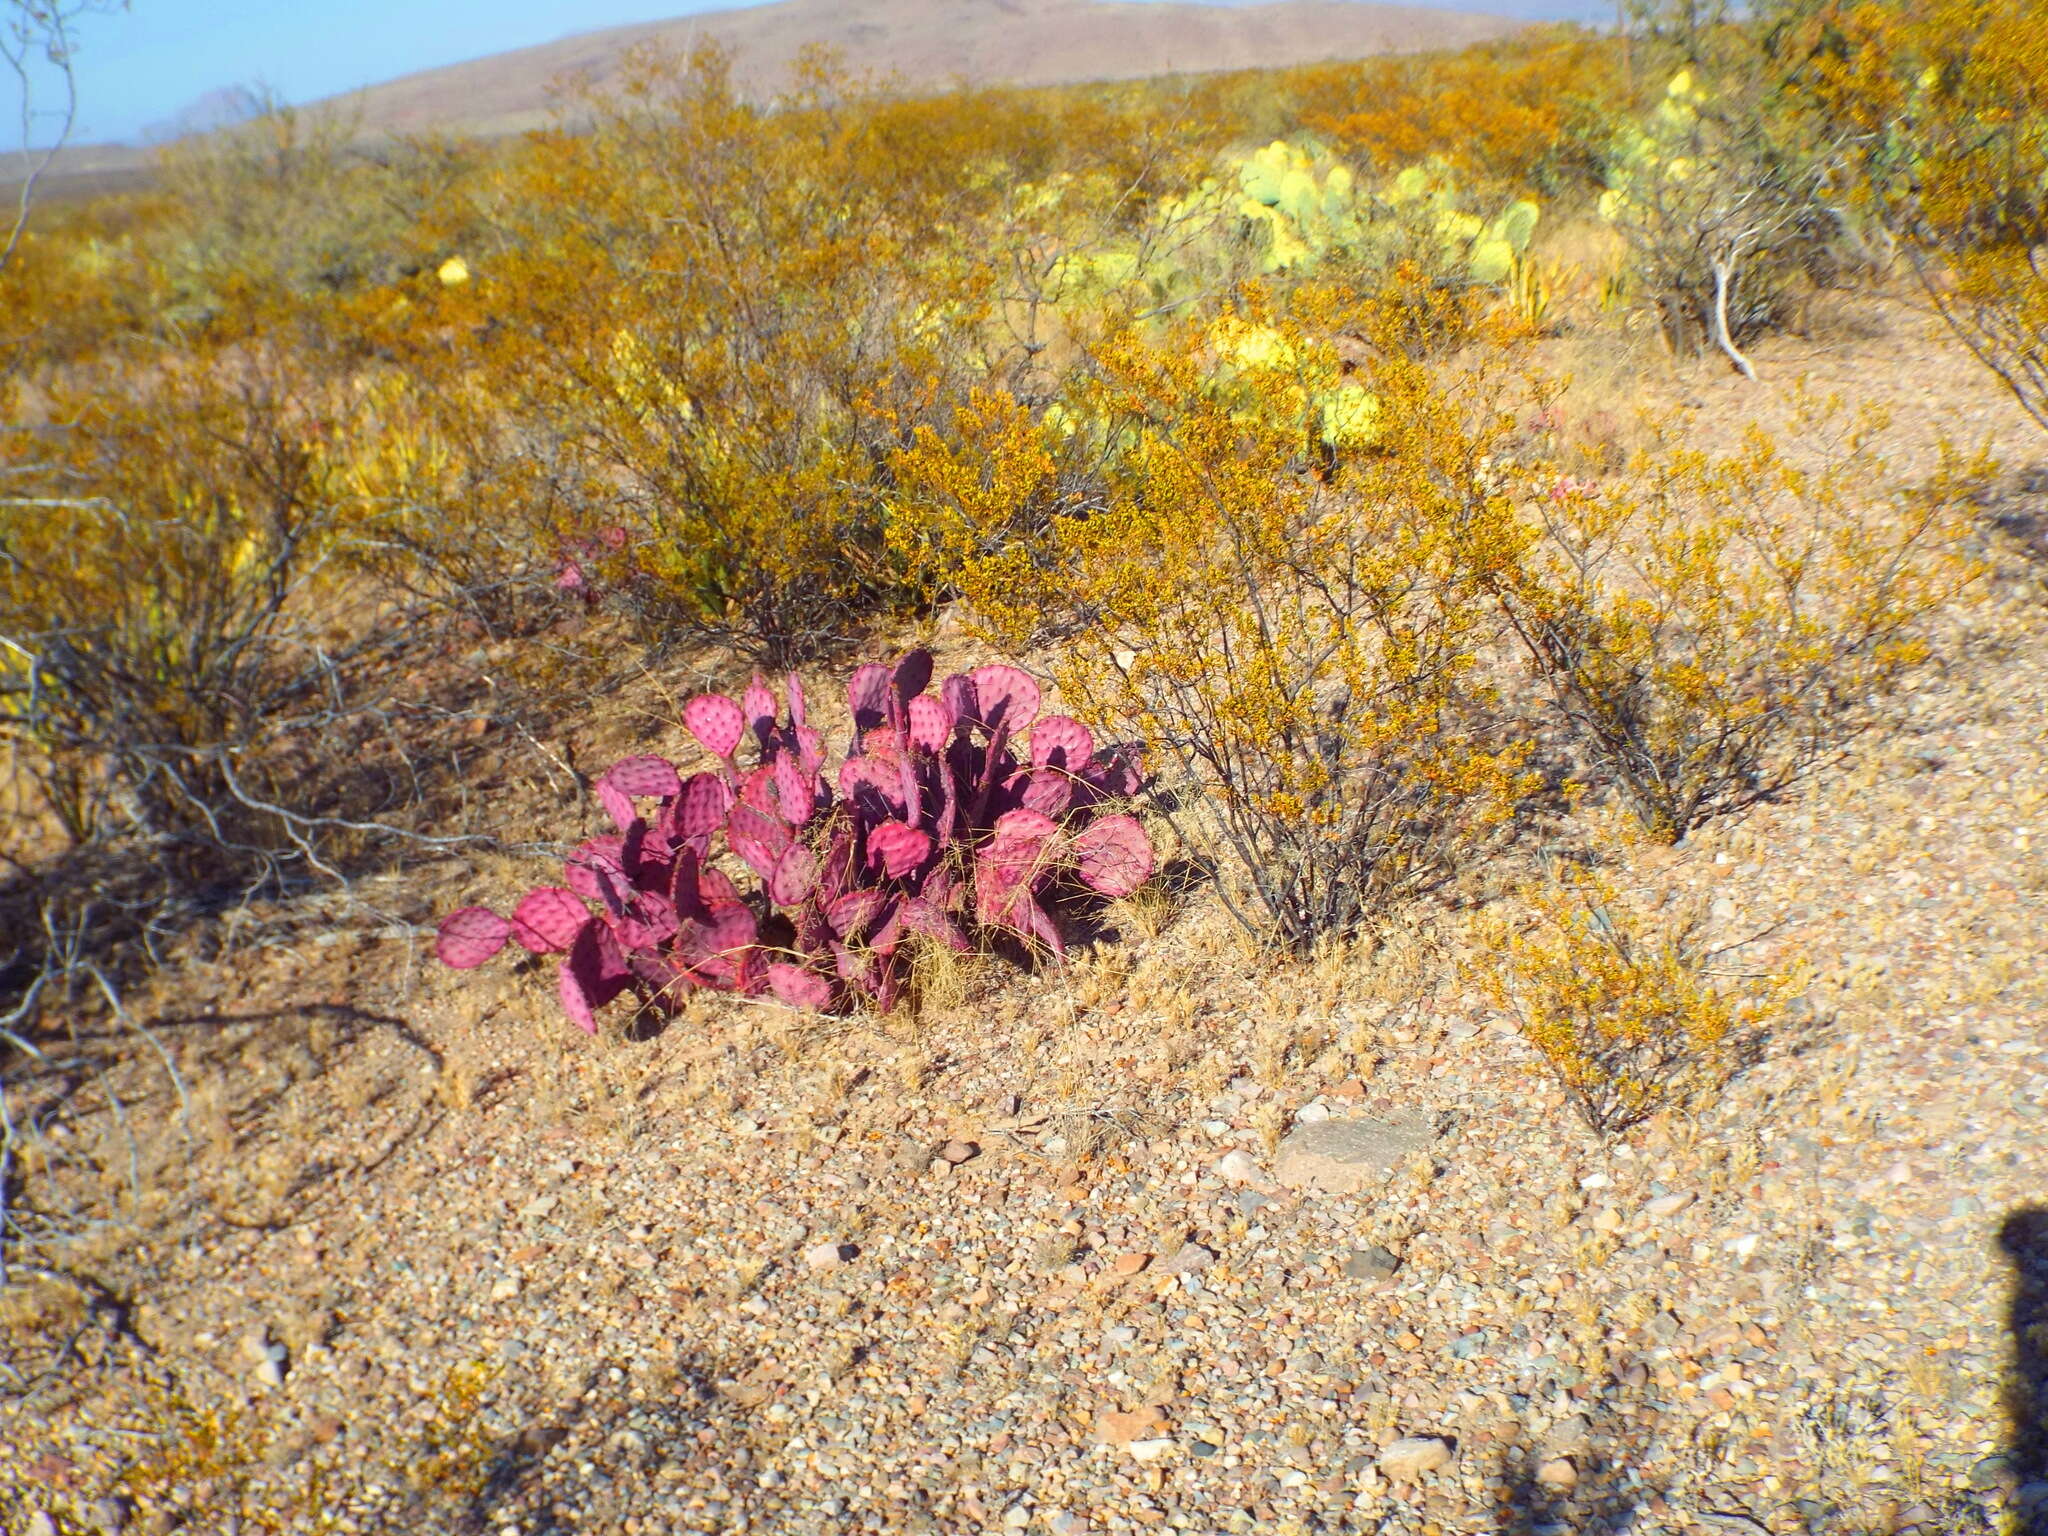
(1216, 1150, 1264, 1185)
(254, 1356, 286, 1389)
(1126, 1438, 1175, 1461)
(90, 1497, 130, 1535)
(1235, 1190, 1270, 1217)
(515, 1424, 567, 1457)
(1544, 1413, 1591, 1453)
(1967, 1454, 2018, 1491)
(1159, 1242, 1216, 1275)
(1644, 1190, 1697, 1219)
(490, 1276, 520, 1302)
(1003, 1505, 1033, 1529)
(1095, 1405, 1166, 1447)
(1274, 1113, 1435, 1194)
(939, 1140, 979, 1165)
(1593, 1206, 1623, 1233)
(26, 1514, 58, 1536)
(1535, 1457, 1578, 1491)
(1377, 1435, 1454, 1480)
(804, 1241, 858, 1270)
(1047, 1514, 1087, 1536)
(1342, 1246, 1403, 1285)
(1111, 1252, 1152, 1277)
(239, 1330, 274, 1366)
(1295, 1102, 1332, 1124)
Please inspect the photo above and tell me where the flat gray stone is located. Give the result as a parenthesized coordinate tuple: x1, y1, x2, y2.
(1342, 1245, 1403, 1285)
(1273, 1113, 1435, 1194)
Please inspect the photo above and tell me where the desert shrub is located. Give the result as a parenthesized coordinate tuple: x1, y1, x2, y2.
(1493, 399, 1981, 840)
(1597, 63, 1853, 370)
(431, 46, 1027, 662)
(435, 652, 1153, 1027)
(885, 386, 1123, 614)
(963, 285, 1536, 951)
(1293, 29, 1623, 195)
(1816, 0, 2048, 432)
(1478, 864, 1788, 1136)
(0, 327, 510, 916)
(150, 92, 474, 325)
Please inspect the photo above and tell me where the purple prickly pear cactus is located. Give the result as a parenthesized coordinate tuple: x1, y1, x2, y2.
(436, 652, 1154, 1031)
(437, 907, 512, 969)
(684, 693, 746, 759)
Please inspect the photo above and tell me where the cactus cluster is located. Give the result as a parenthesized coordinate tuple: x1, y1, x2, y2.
(1230, 142, 1541, 286)
(435, 652, 1154, 1029)
(1235, 141, 1369, 273)
(1598, 70, 1710, 226)
(1381, 162, 1541, 284)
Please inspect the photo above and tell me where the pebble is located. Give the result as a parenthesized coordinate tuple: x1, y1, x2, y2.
(1159, 1242, 1217, 1275)
(26, 1514, 57, 1536)
(1535, 1456, 1578, 1491)
(1644, 1190, 1697, 1219)
(939, 1139, 978, 1165)
(803, 1240, 856, 1270)
(1215, 1150, 1263, 1185)
(1377, 1435, 1455, 1480)
(1095, 1406, 1165, 1447)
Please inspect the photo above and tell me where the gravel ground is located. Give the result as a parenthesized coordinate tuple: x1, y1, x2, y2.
(2, 307, 2045, 1536)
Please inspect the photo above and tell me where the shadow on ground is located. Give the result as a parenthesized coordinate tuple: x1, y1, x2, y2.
(2001, 1206, 2048, 1536)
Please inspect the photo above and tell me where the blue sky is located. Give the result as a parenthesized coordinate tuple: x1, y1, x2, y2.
(30, 0, 1600, 147)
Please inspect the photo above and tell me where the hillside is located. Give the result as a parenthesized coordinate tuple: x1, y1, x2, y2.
(15, 0, 1523, 196)
(322, 0, 1523, 138)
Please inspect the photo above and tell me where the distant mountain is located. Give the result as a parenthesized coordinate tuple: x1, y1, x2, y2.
(140, 85, 271, 147)
(16, 0, 1530, 196)
(327, 0, 1527, 139)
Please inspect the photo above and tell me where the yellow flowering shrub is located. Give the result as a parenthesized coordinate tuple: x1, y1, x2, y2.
(964, 284, 1539, 949)
(1478, 865, 1790, 1136)
(1494, 397, 1983, 840)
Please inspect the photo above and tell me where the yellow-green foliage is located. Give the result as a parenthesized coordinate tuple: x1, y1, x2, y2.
(1478, 865, 1788, 1136)
(102, 1362, 503, 1533)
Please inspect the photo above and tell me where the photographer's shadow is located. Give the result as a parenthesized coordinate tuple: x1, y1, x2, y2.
(2001, 1206, 2048, 1534)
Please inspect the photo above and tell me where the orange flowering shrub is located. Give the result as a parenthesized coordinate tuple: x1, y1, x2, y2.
(1294, 31, 1623, 194)
(1815, 0, 2048, 431)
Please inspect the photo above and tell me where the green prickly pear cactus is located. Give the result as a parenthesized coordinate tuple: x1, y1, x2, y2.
(1466, 199, 1542, 284)
(1599, 69, 1709, 224)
